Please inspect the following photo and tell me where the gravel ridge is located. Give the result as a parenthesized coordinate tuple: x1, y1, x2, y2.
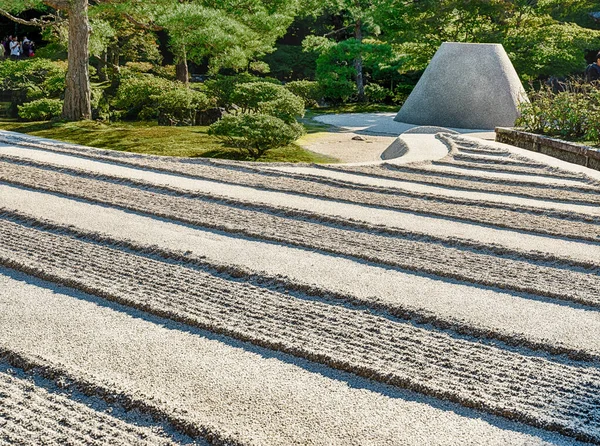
(319, 164, 600, 205)
(2, 220, 600, 442)
(2, 131, 600, 444)
(1, 160, 599, 307)
(2, 211, 600, 364)
(2, 155, 600, 244)
(0, 362, 199, 445)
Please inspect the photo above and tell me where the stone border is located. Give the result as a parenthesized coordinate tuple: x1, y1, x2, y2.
(495, 127, 600, 171)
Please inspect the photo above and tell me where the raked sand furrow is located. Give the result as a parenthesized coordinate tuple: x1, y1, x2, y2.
(0, 269, 593, 446)
(322, 164, 600, 205)
(2, 152, 600, 272)
(405, 162, 596, 186)
(2, 130, 594, 187)
(1, 161, 600, 307)
(1, 375, 192, 446)
(434, 158, 586, 177)
(1, 139, 596, 223)
(2, 219, 600, 441)
(0, 365, 193, 446)
(451, 152, 547, 167)
(2, 188, 600, 362)
(2, 155, 600, 243)
(263, 164, 600, 215)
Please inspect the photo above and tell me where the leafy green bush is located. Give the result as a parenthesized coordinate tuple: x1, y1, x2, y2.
(204, 74, 280, 108)
(285, 80, 322, 108)
(231, 82, 304, 123)
(154, 88, 212, 126)
(208, 113, 304, 159)
(113, 73, 179, 119)
(0, 58, 67, 116)
(364, 83, 390, 103)
(264, 44, 318, 81)
(517, 82, 600, 145)
(18, 98, 63, 121)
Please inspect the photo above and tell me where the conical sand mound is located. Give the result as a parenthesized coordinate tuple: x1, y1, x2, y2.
(395, 42, 528, 129)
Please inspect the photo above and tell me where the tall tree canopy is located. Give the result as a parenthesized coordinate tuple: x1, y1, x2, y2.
(1, 0, 91, 120)
(0, 0, 299, 119)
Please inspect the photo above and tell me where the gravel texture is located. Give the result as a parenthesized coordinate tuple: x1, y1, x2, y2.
(1, 130, 600, 445)
(0, 362, 200, 445)
(0, 269, 592, 446)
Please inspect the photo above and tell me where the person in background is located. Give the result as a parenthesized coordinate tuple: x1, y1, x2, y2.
(22, 37, 30, 58)
(9, 36, 20, 60)
(585, 51, 600, 83)
(2, 36, 12, 59)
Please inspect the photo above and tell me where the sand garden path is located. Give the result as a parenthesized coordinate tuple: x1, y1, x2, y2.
(0, 126, 599, 445)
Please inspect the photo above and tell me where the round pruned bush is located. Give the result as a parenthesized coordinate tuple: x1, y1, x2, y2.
(18, 98, 63, 121)
(204, 73, 280, 108)
(154, 88, 212, 126)
(231, 82, 305, 123)
(0, 58, 67, 116)
(285, 80, 322, 108)
(113, 73, 179, 120)
(208, 113, 305, 159)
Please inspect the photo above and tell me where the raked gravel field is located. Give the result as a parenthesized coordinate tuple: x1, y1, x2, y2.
(1, 128, 600, 445)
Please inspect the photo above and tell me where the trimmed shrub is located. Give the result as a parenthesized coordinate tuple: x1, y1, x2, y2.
(0, 58, 67, 116)
(204, 74, 280, 108)
(285, 80, 322, 108)
(18, 98, 63, 121)
(231, 82, 304, 123)
(365, 83, 390, 103)
(208, 113, 304, 159)
(154, 88, 212, 126)
(113, 73, 179, 119)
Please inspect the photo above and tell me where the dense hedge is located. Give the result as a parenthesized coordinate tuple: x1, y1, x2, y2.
(517, 82, 600, 145)
(18, 98, 63, 121)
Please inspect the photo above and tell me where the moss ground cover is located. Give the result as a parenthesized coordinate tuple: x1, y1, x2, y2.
(0, 119, 337, 163)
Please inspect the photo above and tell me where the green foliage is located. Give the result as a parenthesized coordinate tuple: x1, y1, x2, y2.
(517, 82, 600, 144)
(0, 58, 67, 100)
(18, 98, 63, 121)
(113, 73, 179, 119)
(149, 0, 298, 73)
(204, 74, 280, 108)
(285, 80, 322, 108)
(154, 88, 212, 126)
(208, 113, 304, 159)
(264, 45, 318, 80)
(307, 38, 400, 103)
(231, 82, 305, 123)
(375, 0, 600, 81)
(364, 83, 390, 103)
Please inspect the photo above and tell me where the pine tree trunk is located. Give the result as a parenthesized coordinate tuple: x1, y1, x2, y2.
(176, 45, 189, 86)
(62, 0, 91, 121)
(354, 19, 365, 103)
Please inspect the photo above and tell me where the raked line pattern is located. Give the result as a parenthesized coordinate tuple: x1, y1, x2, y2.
(0, 131, 599, 445)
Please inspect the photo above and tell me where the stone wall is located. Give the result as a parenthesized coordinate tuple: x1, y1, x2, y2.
(495, 127, 600, 172)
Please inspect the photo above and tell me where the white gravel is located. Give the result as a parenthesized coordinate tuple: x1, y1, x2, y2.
(2, 185, 600, 360)
(2, 129, 600, 444)
(261, 164, 600, 216)
(0, 269, 589, 446)
(1, 146, 599, 266)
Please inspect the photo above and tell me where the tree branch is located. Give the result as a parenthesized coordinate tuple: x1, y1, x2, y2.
(0, 8, 63, 27)
(123, 13, 164, 32)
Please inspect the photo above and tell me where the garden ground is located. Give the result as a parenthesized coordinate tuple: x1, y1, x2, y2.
(1, 128, 599, 444)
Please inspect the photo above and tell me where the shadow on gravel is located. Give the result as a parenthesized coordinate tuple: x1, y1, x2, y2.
(0, 266, 591, 446)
